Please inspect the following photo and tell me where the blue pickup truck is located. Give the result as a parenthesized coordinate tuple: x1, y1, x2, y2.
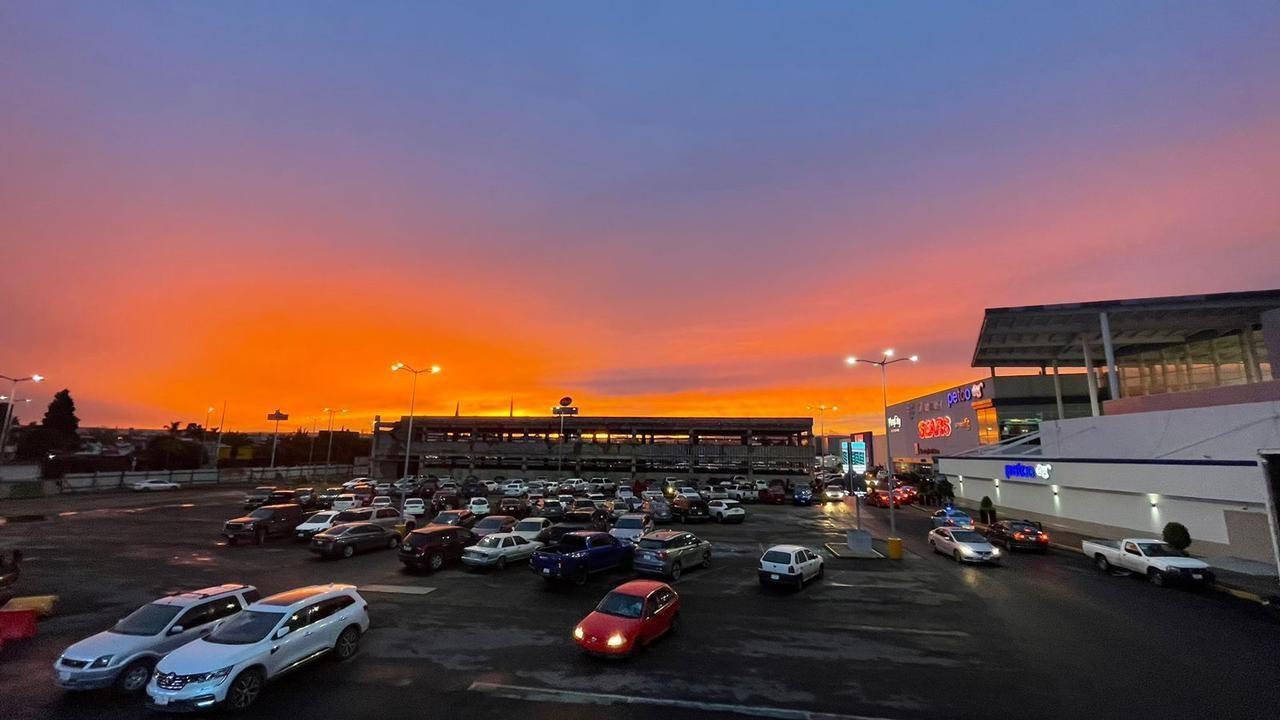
(529, 531, 630, 585)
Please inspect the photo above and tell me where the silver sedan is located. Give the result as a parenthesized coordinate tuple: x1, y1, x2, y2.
(928, 527, 1002, 564)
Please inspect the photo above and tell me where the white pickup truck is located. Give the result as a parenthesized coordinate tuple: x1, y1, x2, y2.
(1081, 537, 1214, 588)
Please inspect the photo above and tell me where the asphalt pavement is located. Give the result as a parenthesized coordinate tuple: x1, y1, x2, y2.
(1, 489, 1277, 720)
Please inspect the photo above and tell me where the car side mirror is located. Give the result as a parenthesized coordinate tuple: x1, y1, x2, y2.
(274, 627, 290, 639)
(167, 625, 185, 635)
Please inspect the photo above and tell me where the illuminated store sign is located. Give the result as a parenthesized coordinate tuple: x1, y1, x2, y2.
(841, 440, 868, 474)
(1004, 463, 1053, 480)
(946, 381, 986, 407)
(888, 415, 902, 432)
(917, 416, 952, 439)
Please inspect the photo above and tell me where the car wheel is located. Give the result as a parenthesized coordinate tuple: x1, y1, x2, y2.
(496, 556, 507, 570)
(669, 562, 682, 581)
(428, 553, 444, 571)
(1149, 569, 1167, 587)
(387, 536, 399, 549)
(668, 612, 681, 635)
(254, 528, 267, 545)
(817, 563, 825, 579)
(702, 551, 711, 568)
(1094, 554, 1111, 572)
(114, 659, 153, 694)
(226, 669, 264, 710)
(334, 626, 360, 660)
(573, 568, 588, 586)
(341, 544, 354, 559)
(953, 550, 962, 563)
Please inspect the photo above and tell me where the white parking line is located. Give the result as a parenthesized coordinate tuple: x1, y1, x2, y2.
(359, 585, 437, 595)
(468, 681, 907, 720)
(829, 624, 969, 638)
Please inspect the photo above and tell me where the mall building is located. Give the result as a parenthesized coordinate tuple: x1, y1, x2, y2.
(933, 289, 1280, 570)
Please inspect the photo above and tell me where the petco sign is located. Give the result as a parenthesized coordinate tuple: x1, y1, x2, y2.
(1004, 463, 1053, 480)
(946, 381, 985, 407)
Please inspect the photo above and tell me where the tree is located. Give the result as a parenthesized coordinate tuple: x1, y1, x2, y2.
(1162, 522, 1192, 553)
(143, 435, 205, 470)
(42, 389, 81, 452)
(935, 478, 955, 500)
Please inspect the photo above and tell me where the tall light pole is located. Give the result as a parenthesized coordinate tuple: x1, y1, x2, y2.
(211, 401, 227, 469)
(391, 362, 441, 487)
(806, 404, 838, 456)
(306, 417, 317, 466)
(846, 350, 918, 540)
(202, 406, 214, 464)
(0, 373, 44, 463)
(322, 407, 348, 466)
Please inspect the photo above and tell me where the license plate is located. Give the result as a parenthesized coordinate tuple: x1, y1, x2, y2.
(542, 568, 551, 575)
(1191, 573, 1203, 580)
(770, 573, 779, 580)
(154, 696, 169, 706)
(58, 672, 70, 682)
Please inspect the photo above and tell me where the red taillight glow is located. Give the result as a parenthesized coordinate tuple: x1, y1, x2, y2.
(1014, 532, 1026, 540)
(1040, 533, 1050, 542)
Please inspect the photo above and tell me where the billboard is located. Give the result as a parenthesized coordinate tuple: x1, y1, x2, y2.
(841, 440, 868, 474)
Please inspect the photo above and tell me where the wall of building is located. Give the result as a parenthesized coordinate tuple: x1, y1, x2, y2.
(937, 454, 1274, 563)
(1039, 398, 1280, 460)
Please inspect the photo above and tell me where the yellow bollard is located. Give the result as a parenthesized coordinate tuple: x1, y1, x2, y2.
(2, 595, 58, 617)
(886, 537, 903, 560)
(395, 523, 407, 536)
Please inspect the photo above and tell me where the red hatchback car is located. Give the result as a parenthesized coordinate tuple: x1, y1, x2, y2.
(573, 580, 680, 658)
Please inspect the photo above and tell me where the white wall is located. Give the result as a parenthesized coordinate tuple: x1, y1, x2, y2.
(1039, 399, 1280, 460)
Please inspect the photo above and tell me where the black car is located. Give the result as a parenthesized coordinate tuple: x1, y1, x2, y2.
(472, 515, 518, 538)
(672, 497, 710, 523)
(498, 497, 530, 518)
(429, 510, 478, 529)
(222, 504, 305, 545)
(985, 520, 1051, 553)
(537, 500, 567, 521)
(562, 508, 610, 530)
(309, 522, 402, 559)
(267, 488, 314, 507)
(399, 525, 478, 571)
(242, 486, 276, 509)
(461, 481, 488, 499)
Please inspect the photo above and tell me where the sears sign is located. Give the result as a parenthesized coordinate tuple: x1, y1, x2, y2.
(1004, 463, 1053, 480)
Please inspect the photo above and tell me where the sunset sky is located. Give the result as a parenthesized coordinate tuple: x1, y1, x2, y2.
(2, 2, 1279, 435)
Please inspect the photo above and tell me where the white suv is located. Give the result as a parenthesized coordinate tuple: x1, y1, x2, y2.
(56, 585, 258, 694)
(146, 584, 369, 712)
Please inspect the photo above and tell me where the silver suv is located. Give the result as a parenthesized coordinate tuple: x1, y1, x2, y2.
(334, 506, 411, 530)
(55, 584, 259, 694)
(632, 530, 712, 580)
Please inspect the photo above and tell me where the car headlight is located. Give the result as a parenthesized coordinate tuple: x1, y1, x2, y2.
(960, 546, 976, 556)
(991, 547, 1001, 557)
(90, 655, 113, 668)
(573, 626, 585, 640)
(606, 633, 626, 648)
(190, 666, 235, 685)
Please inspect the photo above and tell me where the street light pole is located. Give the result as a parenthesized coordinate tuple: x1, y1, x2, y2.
(0, 373, 44, 463)
(846, 350, 918, 541)
(322, 407, 347, 467)
(806, 404, 838, 456)
(392, 363, 441, 505)
(212, 401, 226, 469)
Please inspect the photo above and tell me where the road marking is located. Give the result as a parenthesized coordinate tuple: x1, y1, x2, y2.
(468, 681, 907, 720)
(359, 585, 437, 595)
(828, 624, 969, 638)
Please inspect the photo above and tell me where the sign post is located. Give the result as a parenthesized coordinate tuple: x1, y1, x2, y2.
(267, 410, 289, 468)
(552, 397, 578, 475)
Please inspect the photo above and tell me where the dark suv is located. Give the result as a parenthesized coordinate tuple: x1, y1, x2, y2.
(461, 481, 488, 499)
(242, 486, 276, 509)
(498, 497, 529, 518)
(672, 496, 710, 523)
(399, 525, 477, 571)
(222, 504, 305, 545)
(267, 487, 315, 507)
(431, 489, 462, 511)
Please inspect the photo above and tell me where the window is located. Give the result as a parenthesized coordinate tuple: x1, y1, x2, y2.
(512, 536, 528, 545)
(175, 600, 221, 629)
(502, 537, 515, 548)
(312, 596, 355, 622)
(1123, 542, 1141, 556)
(241, 589, 261, 605)
(377, 509, 398, 519)
(654, 588, 674, 606)
(352, 525, 379, 535)
(286, 604, 320, 632)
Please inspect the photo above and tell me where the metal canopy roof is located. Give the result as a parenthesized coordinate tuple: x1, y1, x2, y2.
(971, 289, 1280, 368)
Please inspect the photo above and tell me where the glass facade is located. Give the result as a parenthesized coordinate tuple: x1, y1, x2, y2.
(1115, 329, 1271, 398)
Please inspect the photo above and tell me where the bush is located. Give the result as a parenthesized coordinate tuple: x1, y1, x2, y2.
(1162, 522, 1192, 553)
(979, 496, 994, 510)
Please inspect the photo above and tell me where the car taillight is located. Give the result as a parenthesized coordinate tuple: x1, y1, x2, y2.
(1039, 533, 1049, 542)
(787, 565, 795, 574)
(658, 551, 668, 559)
(1013, 532, 1026, 540)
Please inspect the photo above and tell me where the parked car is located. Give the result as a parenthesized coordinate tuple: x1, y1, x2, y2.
(563, 508, 610, 531)
(294, 511, 341, 540)
(330, 494, 360, 511)
(316, 487, 344, 508)
(727, 484, 757, 502)
(986, 520, 1050, 553)
(758, 545, 824, 589)
(467, 497, 491, 517)
(309, 522, 402, 559)
(701, 484, 728, 501)
(56, 585, 259, 695)
(222, 504, 306, 545)
(538, 499, 567, 521)
(481, 480, 501, 493)
(373, 482, 392, 495)
(336, 506, 410, 531)
(399, 525, 477, 570)
(242, 487, 276, 509)
(930, 508, 974, 529)
(633, 530, 712, 580)
(708, 499, 746, 523)
(462, 532, 542, 570)
(641, 498, 673, 523)
(512, 517, 553, 542)
(821, 484, 847, 502)
(928, 527, 1002, 564)
(762, 485, 786, 505)
(369, 495, 391, 508)
(530, 531, 631, 585)
(267, 489, 309, 507)
(403, 498, 428, 518)
(792, 486, 813, 506)
(572, 580, 680, 658)
(609, 514, 654, 545)
(427, 510, 477, 529)
(498, 497, 530, 518)
(676, 487, 700, 501)
(128, 479, 179, 492)
(502, 481, 528, 497)
(472, 515, 518, 539)
(671, 496, 710, 523)
(640, 490, 663, 502)
(431, 489, 463, 511)
(1082, 537, 1213, 587)
(146, 585, 369, 711)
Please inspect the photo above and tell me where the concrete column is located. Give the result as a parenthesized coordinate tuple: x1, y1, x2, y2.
(1209, 340, 1223, 385)
(1099, 311, 1122, 399)
(1261, 309, 1280, 380)
(1182, 343, 1196, 389)
(1081, 337, 1101, 416)
(1241, 328, 1261, 384)
(1052, 361, 1065, 420)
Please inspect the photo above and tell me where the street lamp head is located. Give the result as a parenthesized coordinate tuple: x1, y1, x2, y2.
(845, 356, 857, 366)
(31, 374, 45, 383)
(909, 355, 919, 362)
(391, 362, 404, 372)
(430, 365, 442, 374)
(884, 349, 894, 358)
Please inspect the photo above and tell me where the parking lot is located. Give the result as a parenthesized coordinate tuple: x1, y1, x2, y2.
(2, 487, 1278, 720)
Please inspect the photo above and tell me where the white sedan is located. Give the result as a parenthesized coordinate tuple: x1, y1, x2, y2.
(402, 498, 428, 517)
(512, 517, 552, 542)
(502, 482, 528, 497)
(461, 532, 542, 569)
(295, 510, 340, 539)
(128, 479, 179, 491)
(371, 495, 393, 508)
(468, 497, 491, 516)
(928, 527, 1002, 564)
(708, 499, 746, 523)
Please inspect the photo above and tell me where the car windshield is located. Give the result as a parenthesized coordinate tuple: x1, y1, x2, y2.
(951, 531, 987, 543)
(515, 520, 543, 531)
(1137, 542, 1184, 557)
(336, 511, 366, 522)
(306, 512, 336, 524)
(722, 501, 740, 507)
(433, 512, 460, 522)
(206, 610, 285, 645)
(1010, 523, 1039, 533)
(248, 508, 273, 519)
(762, 550, 793, 564)
(543, 501, 562, 509)
(111, 603, 183, 636)
(476, 535, 505, 548)
(825, 485, 842, 491)
(615, 517, 645, 529)
(595, 591, 645, 619)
